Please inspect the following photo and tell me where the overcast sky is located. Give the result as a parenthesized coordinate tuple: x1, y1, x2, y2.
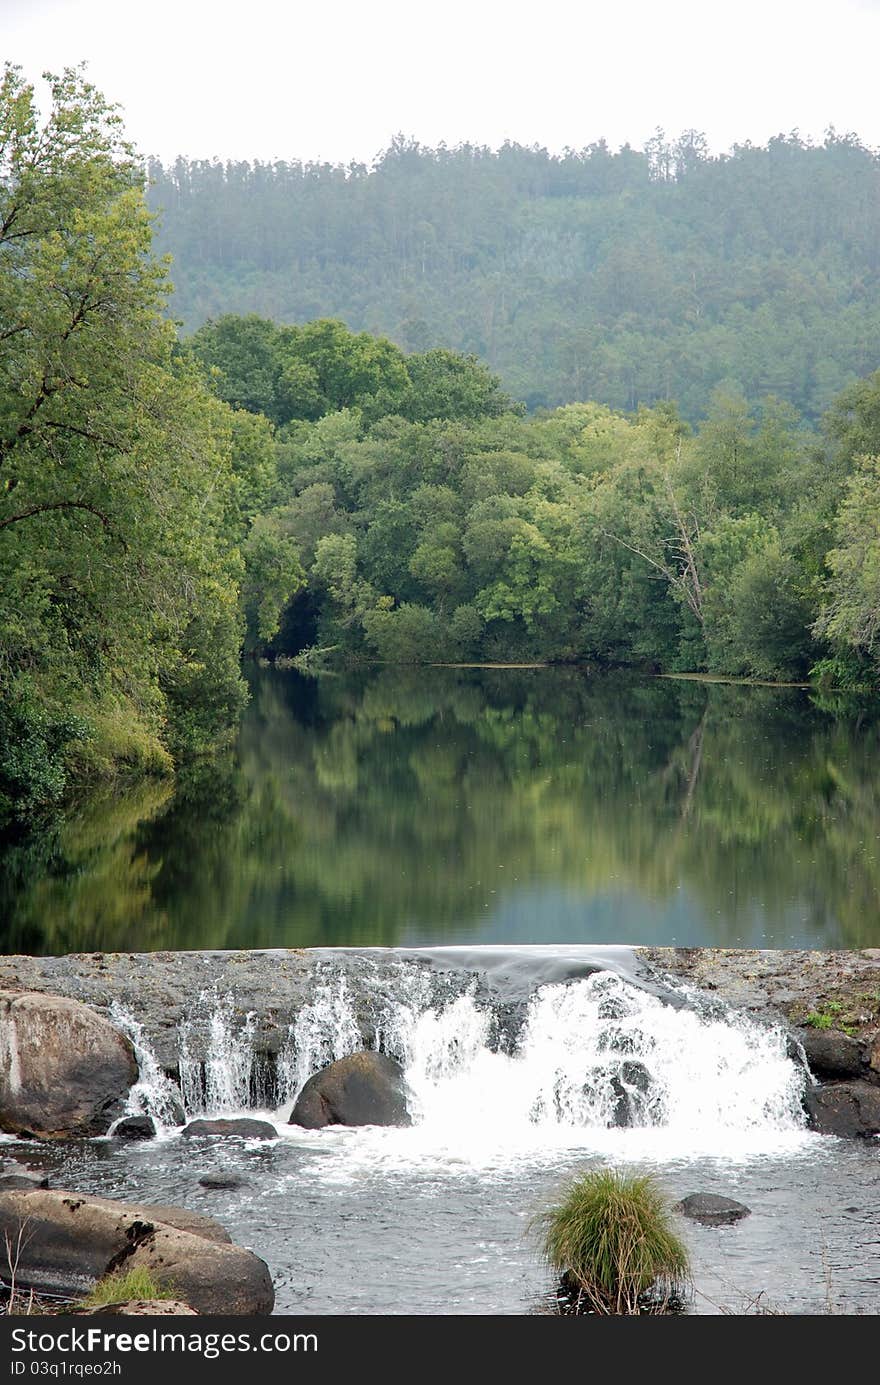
(3, 0, 880, 165)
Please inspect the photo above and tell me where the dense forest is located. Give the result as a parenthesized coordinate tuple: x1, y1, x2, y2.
(147, 132, 880, 421)
(2, 65, 880, 831)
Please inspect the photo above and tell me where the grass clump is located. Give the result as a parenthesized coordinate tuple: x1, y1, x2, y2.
(81, 1267, 175, 1307)
(536, 1168, 691, 1315)
(805, 1001, 856, 1035)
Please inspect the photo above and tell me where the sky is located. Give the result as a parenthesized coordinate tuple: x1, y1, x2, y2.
(3, 0, 880, 165)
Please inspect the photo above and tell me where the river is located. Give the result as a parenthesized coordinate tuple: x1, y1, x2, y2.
(2, 666, 879, 952)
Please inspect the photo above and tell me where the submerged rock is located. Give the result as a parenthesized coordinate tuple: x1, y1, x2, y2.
(0, 991, 138, 1139)
(804, 1081, 880, 1137)
(0, 1189, 273, 1315)
(199, 1174, 248, 1190)
(182, 1118, 276, 1140)
(674, 1193, 751, 1225)
(290, 1051, 411, 1129)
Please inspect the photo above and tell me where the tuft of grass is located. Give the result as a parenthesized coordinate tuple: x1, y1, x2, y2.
(81, 1267, 175, 1307)
(535, 1168, 691, 1315)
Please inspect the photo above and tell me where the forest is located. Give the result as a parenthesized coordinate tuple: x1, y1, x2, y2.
(2, 65, 880, 829)
(147, 131, 880, 421)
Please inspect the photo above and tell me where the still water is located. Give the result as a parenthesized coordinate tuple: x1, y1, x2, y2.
(2, 666, 879, 952)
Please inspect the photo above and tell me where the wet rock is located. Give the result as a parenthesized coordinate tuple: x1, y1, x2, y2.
(182, 1119, 276, 1140)
(0, 991, 138, 1139)
(290, 1051, 410, 1129)
(608, 1061, 652, 1127)
(796, 1028, 865, 1081)
(804, 1081, 880, 1137)
(0, 1172, 50, 1190)
(0, 1189, 272, 1315)
(199, 1174, 248, 1190)
(112, 1116, 156, 1141)
(674, 1193, 751, 1225)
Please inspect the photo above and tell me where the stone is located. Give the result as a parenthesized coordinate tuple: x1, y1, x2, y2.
(674, 1193, 751, 1225)
(0, 1189, 273, 1315)
(181, 1118, 276, 1140)
(608, 1061, 652, 1127)
(112, 1116, 156, 1141)
(804, 1080, 880, 1137)
(289, 1051, 410, 1129)
(199, 1174, 248, 1190)
(795, 1028, 865, 1081)
(0, 991, 138, 1139)
(0, 1173, 49, 1190)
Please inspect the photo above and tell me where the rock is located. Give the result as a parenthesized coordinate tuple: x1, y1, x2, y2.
(0, 1172, 50, 1190)
(0, 991, 138, 1139)
(795, 1028, 865, 1081)
(0, 1189, 273, 1315)
(868, 1033, 880, 1077)
(608, 1061, 652, 1126)
(290, 1051, 411, 1129)
(804, 1081, 880, 1137)
(112, 1116, 156, 1141)
(182, 1118, 277, 1140)
(74, 1300, 197, 1316)
(199, 1174, 248, 1190)
(674, 1193, 751, 1225)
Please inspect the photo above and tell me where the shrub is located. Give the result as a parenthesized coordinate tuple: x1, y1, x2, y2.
(536, 1168, 691, 1315)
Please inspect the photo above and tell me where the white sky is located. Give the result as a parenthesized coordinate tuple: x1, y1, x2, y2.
(2, 0, 880, 165)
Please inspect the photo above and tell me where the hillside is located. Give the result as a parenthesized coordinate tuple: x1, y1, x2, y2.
(147, 132, 880, 420)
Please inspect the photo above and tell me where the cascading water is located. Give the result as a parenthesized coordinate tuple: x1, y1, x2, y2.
(109, 1003, 185, 1131)
(177, 988, 270, 1114)
(61, 952, 879, 1315)
(117, 958, 807, 1163)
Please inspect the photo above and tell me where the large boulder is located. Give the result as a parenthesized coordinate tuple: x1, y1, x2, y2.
(182, 1118, 276, 1140)
(674, 1193, 751, 1225)
(804, 1081, 880, 1137)
(0, 991, 138, 1138)
(0, 1190, 273, 1315)
(290, 1051, 411, 1129)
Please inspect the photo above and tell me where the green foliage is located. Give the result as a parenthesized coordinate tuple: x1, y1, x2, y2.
(187, 316, 519, 429)
(148, 133, 880, 424)
(537, 1168, 691, 1315)
(814, 455, 880, 683)
(81, 1267, 175, 1307)
(0, 683, 90, 827)
(0, 64, 254, 813)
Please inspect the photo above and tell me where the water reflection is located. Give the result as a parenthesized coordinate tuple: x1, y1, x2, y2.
(2, 668, 879, 952)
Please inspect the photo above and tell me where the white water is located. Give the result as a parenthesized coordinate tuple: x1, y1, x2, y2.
(116, 963, 810, 1166)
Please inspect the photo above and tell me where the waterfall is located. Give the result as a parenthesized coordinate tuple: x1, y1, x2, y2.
(109, 1004, 185, 1131)
(178, 988, 269, 1114)
(110, 957, 808, 1158)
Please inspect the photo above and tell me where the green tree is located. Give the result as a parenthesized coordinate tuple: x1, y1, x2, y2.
(0, 65, 247, 818)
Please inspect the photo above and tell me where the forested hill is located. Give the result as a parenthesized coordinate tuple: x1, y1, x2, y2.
(146, 132, 880, 421)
